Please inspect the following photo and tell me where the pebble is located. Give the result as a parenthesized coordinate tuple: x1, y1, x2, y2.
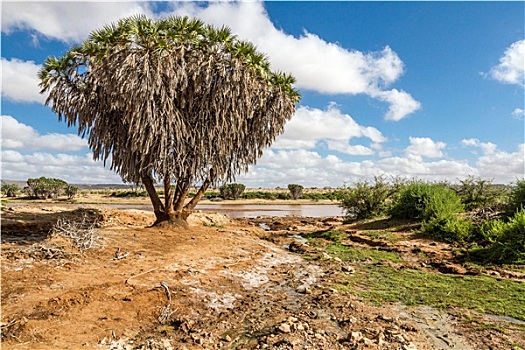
(350, 331, 363, 342)
(342, 266, 355, 273)
(278, 323, 292, 333)
(403, 343, 418, 350)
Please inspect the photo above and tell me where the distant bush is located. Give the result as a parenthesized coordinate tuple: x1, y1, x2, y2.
(111, 190, 148, 198)
(288, 184, 304, 200)
(506, 179, 525, 217)
(340, 176, 400, 221)
(220, 183, 246, 200)
(241, 191, 278, 200)
(1, 183, 19, 197)
(454, 175, 500, 211)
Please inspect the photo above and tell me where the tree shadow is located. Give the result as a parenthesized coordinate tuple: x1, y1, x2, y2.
(1, 207, 102, 246)
(350, 217, 421, 232)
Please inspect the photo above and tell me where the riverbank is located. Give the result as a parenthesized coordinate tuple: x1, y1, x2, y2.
(2, 205, 524, 349)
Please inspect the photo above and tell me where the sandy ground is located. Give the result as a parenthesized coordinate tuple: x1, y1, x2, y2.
(1, 204, 524, 349)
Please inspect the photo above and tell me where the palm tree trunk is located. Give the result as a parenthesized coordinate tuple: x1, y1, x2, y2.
(141, 173, 164, 216)
(185, 169, 213, 211)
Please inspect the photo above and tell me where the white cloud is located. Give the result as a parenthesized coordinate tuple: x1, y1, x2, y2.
(273, 104, 386, 153)
(405, 137, 446, 159)
(489, 39, 525, 85)
(1, 2, 153, 43)
(1, 58, 45, 103)
(1, 115, 87, 151)
(370, 88, 422, 122)
(2, 1, 420, 120)
(476, 144, 525, 182)
(325, 140, 374, 156)
(1, 149, 122, 184)
(238, 145, 481, 188)
(512, 108, 525, 120)
(462, 138, 497, 154)
(167, 2, 420, 121)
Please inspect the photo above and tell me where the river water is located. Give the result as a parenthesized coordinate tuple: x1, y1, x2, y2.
(108, 204, 344, 218)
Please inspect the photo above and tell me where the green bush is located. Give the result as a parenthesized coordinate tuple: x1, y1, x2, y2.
(390, 182, 467, 241)
(241, 191, 277, 200)
(390, 182, 463, 221)
(340, 176, 398, 221)
(469, 209, 525, 264)
(111, 190, 148, 198)
(455, 175, 499, 211)
(219, 183, 246, 200)
(506, 179, 525, 217)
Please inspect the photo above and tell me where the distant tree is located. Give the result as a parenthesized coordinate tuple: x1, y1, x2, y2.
(65, 185, 80, 200)
(220, 183, 246, 200)
(26, 177, 68, 199)
(1, 184, 19, 197)
(288, 184, 304, 200)
(39, 15, 300, 227)
(455, 175, 499, 211)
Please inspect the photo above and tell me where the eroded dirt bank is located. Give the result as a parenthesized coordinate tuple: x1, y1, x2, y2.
(1, 206, 524, 349)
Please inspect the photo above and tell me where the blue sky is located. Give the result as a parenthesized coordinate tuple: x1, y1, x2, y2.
(1, 1, 524, 187)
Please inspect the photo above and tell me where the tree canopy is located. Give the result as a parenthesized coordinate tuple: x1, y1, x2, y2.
(39, 15, 300, 225)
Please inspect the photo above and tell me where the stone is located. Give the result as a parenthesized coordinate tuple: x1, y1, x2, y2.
(296, 285, 311, 294)
(350, 331, 363, 342)
(278, 323, 292, 333)
(362, 337, 375, 346)
(342, 266, 355, 273)
(403, 343, 418, 350)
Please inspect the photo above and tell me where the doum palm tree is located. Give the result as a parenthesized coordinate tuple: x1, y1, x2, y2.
(39, 15, 300, 227)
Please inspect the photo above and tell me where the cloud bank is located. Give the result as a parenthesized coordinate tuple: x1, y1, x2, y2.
(2, 1, 420, 120)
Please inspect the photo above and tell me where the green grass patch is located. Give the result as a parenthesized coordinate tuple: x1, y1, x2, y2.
(359, 230, 403, 243)
(340, 265, 525, 321)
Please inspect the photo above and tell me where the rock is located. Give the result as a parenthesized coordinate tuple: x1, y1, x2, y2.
(342, 266, 355, 273)
(278, 323, 292, 333)
(350, 331, 363, 342)
(393, 334, 406, 344)
(222, 335, 232, 342)
(334, 257, 342, 263)
(289, 241, 310, 253)
(296, 285, 311, 294)
(362, 337, 375, 346)
(322, 252, 332, 260)
(287, 316, 298, 323)
(403, 343, 418, 350)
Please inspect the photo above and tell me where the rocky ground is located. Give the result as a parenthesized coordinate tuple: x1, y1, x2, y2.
(1, 205, 524, 349)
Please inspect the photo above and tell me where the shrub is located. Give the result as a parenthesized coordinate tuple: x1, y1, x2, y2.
(288, 184, 304, 200)
(340, 176, 399, 221)
(219, 183, 246, 200)
(390, 182, 463, 221)
(241, 191, 277, 200)
(469, 209, 525, 264)
(506, 179, 525, 217)
(390, 182, 467, 241)
(111, 190, 148, 198)
(455, 175, 499, 211)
